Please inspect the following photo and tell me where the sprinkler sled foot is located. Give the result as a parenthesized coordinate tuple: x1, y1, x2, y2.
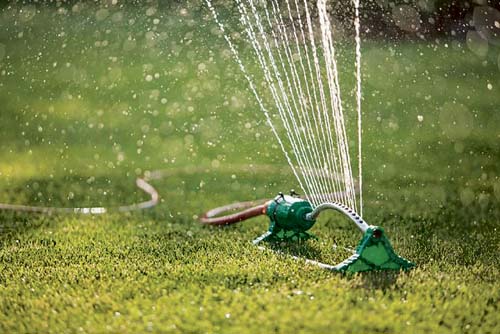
(333, 226, 415, 273)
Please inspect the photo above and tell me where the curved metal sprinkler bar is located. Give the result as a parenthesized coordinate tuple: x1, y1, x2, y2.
(305, 202, 369, 233)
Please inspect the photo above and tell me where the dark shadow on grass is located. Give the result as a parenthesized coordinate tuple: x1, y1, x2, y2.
(267, 241, 324, 261)
(355, 271, 400, 290)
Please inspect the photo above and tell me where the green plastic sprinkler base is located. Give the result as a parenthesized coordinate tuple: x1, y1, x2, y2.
(265, 193, 316, 242)
(254, 194, 415, 273)
(262, 229, 317, 243)
(334, 226, 415, 273)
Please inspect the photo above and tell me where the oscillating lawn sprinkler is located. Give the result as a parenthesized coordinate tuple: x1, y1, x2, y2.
(201, 191, 414, 273)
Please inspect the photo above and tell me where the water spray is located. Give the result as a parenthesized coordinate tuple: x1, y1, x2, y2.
(198, 1, 417, 272)
(200, 191, 415, 273)
(1, 0, 417, 274)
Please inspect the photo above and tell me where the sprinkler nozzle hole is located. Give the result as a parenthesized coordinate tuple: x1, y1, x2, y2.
(372, 229, 382, 238)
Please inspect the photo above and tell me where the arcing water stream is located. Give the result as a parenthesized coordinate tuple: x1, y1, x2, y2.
(205, 0, 364, 214)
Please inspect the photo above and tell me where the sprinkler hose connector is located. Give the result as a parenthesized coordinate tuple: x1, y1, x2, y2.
(264, 193, 316, 242)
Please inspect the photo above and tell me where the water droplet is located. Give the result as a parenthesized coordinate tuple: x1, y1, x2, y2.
(439, 102, 473, 140)
(146, 7, 157, 16)
(493, 181, 500, 201)
(111, 12, 123, 23)
(145, 31, 156, 41)
(392, 5, 421, 32)
(466, 30, 488, 57)
(95, 8, 109, 21)
(460, 188, 475, 206)
(0, 43, 5, 62)
(417, 115, 424, 122)
(20, 6, 37, 22)
(473, 6, 500, 46)
(487, 83, 493, 90)
(123, 38, 136, 52)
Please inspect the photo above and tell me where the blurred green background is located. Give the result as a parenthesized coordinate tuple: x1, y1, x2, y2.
(0, 1, 499, 333)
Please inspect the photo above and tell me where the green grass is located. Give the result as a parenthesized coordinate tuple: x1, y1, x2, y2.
(1, 3, 499, 333)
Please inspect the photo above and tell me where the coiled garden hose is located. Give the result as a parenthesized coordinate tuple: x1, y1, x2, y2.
(0, 177, 158, 214)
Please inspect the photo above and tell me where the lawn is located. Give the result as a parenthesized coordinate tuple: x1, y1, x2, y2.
(0, 2, 499, 333)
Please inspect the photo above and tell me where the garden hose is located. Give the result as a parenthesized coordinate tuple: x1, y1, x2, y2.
(0, 164, 287, 215)
(0, 169, 179, 215)
(0, 177, 158, 214)
(0, 166, 414, 272)
(199, 200, 269, 225)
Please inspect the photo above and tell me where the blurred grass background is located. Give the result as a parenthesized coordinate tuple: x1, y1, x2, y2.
(0, 1, 499, 333)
